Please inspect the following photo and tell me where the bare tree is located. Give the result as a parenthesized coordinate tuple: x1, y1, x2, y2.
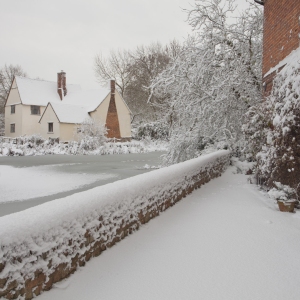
(0, 64, 27, 135)
(94, 50, 132, 97)
(0, 64, 27, 108)
(94, 41, 181, 123)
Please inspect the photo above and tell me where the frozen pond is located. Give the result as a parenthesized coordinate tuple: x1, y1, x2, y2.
(0, 152, 165, 217)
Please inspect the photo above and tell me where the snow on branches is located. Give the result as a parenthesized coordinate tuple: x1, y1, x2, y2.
(150, 0, 263, 164)
(251, 51, 300, 192)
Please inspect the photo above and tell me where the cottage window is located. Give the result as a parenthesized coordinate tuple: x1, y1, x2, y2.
(48, 123, 53, 133)
(11, 105, 15, 114)
(31, 105, 40, 115)
(10, 124, 15, 133)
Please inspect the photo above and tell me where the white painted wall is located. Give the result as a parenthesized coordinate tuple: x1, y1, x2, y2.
(90, 94, 110, 124)
(39, 104, 60, 140)
(60, 123, 77, 142)
(5, 78, 22, 137)
(21, 105, 45, 136)
(115, 91, 131, 138)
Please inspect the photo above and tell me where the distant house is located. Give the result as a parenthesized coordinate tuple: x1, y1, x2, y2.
(255, 0, 300, 96)
(4, 72, 132, 141)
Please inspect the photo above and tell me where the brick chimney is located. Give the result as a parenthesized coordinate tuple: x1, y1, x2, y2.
(57, 71, 67, 100)
(110, 79, 115, 95)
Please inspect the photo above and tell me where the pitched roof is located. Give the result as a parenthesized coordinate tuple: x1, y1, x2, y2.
(15, 76, 81, 106)
(15, 76, 121, 125)
(49, 102, 91, 124)
(63, 89, 110, 112)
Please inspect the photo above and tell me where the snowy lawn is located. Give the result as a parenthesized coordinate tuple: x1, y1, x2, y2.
(38, 166, 300, 300)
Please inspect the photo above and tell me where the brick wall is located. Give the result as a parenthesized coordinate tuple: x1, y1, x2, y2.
(0, 151, 230, 300)
(106, 80, 121, 139)
(262, 0, 300, 76)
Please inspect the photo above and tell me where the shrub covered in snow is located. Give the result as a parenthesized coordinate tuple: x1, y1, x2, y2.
(244, 48, 300, 193)
(76, 119, 107, 151)
(0, 113, 4, 136)
(0, 135, 168, 156)
(268, 182, 297, 203)
(135, 121, 169, 140)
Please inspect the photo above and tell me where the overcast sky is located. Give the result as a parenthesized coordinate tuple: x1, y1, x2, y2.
(0, 0, 251, 89)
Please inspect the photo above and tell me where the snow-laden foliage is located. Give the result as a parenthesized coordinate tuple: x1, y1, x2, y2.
(76, 119, 107, 151)
(150, 0, 263, 164)
(135, 121, 169, 140)
(0, 113, 4, 136)
(268, 182, 297, 203)
(0, 135, 168, 156)
(256, 56, 300, 192)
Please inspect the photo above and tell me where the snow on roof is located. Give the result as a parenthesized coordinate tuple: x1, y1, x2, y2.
(15, 76, 81, 106)
(63, 88, 110, 112)
(16, 76, 111, 124)
(49, 102, 91, 124)
(264, 46, 300, 78)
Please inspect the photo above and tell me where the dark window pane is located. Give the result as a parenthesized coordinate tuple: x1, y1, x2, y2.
(10, 124, 15, 133)
(31, 106, 40, 115)
(11, 105, 15, 114)
(48, 123, 53, 132)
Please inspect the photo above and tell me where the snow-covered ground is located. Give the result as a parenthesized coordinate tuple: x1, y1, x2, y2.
(37, 166, 300, 300)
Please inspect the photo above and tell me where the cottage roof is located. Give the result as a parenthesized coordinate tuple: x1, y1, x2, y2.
(62, 89, 110, 112)
(48, 102, 91, 124)
(15, 76, 81, 106)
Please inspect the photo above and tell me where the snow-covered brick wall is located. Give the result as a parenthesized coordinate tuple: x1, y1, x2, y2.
(0, 150, 230, 299)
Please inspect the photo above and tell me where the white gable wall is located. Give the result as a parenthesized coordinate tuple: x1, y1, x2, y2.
(5, 78, 22, 137)
(115, 91, 131, 138)
(39, 105, 60, 140)
(90, 94, 110, 124)
(90, 91, 131, 138)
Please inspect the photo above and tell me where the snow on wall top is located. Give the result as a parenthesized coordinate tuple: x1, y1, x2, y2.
(0, 150, 230, 246)
(15, 76, 81, 106)
(264, 46, 300, 78)
(49, 102, 91, 124)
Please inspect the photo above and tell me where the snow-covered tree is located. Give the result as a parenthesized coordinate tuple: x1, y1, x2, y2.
(150, 0, 263, 164)
(76, 119, 107, 151)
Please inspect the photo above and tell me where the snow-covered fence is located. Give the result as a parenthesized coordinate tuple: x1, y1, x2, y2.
(0, 150, 230, 299)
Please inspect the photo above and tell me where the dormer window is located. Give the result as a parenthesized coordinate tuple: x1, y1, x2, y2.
(11, 105, 15, 114)
(31, 105, 40, 115)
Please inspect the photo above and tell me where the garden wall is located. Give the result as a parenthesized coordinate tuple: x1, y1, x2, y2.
(0, 150, 230, 299)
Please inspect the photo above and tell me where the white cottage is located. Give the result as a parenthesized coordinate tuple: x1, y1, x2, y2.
(4, 72, 132, 141)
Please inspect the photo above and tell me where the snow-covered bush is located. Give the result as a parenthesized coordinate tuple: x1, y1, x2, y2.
(76, 119, 107, 151)
(0, 113, 4, 136)
(257, 54, 300, 192)
(0, 135, 168, 156)
(136, 121, 169, 140)
(268, 182, 297, 203)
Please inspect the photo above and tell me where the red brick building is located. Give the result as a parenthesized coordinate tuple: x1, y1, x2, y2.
(255, 0, 300, 96)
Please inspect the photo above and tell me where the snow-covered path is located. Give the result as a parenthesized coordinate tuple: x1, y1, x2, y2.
(38, 167, 300, 300)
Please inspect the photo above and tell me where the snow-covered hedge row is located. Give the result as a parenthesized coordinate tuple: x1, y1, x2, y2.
(0, 136, 168, 156)
(0, 150, 230, 299)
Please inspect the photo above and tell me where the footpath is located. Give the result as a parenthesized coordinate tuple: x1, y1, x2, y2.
(38, 167, 300, 300)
